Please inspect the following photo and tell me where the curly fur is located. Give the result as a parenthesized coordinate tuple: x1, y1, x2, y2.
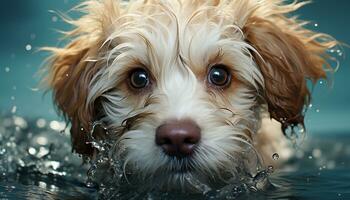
(43, 0, 337, 190)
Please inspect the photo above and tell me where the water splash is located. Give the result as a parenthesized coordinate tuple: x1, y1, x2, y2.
(272, 153, 279, 161)
(84, 121, 125, 193)
(284, 123, 306, 147)
(84, 121, 274, 199)
(1, 115, 349, 199)
(25, 44, 32, 51)
(0, 115, 86, 182)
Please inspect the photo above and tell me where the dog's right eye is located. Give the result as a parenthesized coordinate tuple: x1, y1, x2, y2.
(130, 68, 149, 89)
(208, 64, 231, 87)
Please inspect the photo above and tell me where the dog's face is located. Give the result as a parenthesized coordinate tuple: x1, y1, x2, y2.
(45, 0, 335, 190)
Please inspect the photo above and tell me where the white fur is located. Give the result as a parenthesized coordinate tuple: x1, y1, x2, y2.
(85, 1, 269, 189)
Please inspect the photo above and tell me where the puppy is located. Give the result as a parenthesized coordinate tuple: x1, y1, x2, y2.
(44, 0, 337, 191)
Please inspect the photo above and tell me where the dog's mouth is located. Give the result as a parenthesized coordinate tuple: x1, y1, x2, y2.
(170, 164, 193, 174)
(165, 157, 196, 174)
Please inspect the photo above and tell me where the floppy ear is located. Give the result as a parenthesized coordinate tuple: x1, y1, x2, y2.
(243, 14, 337, 132)
(43, 0, 121, 155)
(45, 37, 101, 155)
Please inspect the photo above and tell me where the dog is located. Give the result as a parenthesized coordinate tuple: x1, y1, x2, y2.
(43, 0, 337, 192)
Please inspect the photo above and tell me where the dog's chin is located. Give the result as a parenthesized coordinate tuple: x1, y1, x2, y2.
(113, 138, 258, 192)
(124, 157, 240, 193)
(137, 171, 210, 192)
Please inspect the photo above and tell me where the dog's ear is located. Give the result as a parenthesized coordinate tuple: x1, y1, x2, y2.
(43, 0, 121, 155)
(45, 37, 100, 155)
(243, 15, 337, 133)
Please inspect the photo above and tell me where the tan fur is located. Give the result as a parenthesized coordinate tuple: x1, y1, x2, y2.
(42, 0, 337, 180)
(244, 15, 336, 133)
(42, 0, 122, 154)
(43, 40, 98, 155)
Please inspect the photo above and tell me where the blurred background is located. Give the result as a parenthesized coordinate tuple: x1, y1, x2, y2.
(0, 0, 349, 134)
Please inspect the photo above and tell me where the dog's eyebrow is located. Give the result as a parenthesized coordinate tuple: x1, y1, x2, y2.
(209, 48, 224, 64)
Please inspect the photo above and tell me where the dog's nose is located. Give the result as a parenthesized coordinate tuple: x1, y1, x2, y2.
(155, 119, 201, 158)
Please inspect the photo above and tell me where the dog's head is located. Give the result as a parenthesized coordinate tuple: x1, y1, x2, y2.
(44, 0, 336, 190)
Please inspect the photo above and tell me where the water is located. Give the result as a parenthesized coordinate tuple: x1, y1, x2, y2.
(0, 115, 349, 199)
(0, 0, 349, 198)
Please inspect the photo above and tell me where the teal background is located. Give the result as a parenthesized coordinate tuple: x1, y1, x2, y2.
(0, 0, 349, 133)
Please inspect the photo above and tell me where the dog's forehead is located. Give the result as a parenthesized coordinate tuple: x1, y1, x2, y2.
(107, 1, 245, 77)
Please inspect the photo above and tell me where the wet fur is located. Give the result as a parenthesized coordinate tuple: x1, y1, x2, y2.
(43, 0, 337, 190)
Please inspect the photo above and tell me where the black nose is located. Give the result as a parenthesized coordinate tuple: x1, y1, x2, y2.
(155, 119, 201, 158)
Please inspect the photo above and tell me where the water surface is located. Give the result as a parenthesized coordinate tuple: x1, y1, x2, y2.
(0, 115, 349, 199)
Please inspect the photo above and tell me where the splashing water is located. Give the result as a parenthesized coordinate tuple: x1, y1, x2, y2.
(83, 121, 275, 199)
(1, 115, 350, 199)
(0, 115, 95, 199)
(272, 153, 279, 161)
(284, 123, 306, 147)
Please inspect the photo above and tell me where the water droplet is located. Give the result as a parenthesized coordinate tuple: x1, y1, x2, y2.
(49, 184, 59, 192)
(0, 148, 6, 155)
(319, 80, 323, 85)
(28, 147, 37, 155)
(44, 161, 60, 170)
(36, 136, 48, 146)
(86, 180, 96, 188)
(10, 96, 15, 100)
(36, 147, 50, 158)
(36, 118, 47, 128)
(308, 155, 313, 159)
(49, 121, 65, 131)
(38, 181, 47, 189)
(335, 49, 343, 57)
(5, 67, 10, 72)
(316, 109, 320, 113)
(253, 170, 270, 191)
(267, 165, 274, 173)
(272, 153, 279, 160)
(249, 185, 258, 192)
(25, 44, 32, 51)
(314, 23, 318, 27)
(52, 16, 58, 22)
(312, 148, 322, 158)
(308, 104, 313, 108)
(296, 124, 305, 134)
(13, 116, 27, 128)
(11, 106, 17, 114)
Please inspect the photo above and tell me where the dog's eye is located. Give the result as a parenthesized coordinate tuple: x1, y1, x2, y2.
(130, 68, 149, 89)
(208, 65, 231, 87)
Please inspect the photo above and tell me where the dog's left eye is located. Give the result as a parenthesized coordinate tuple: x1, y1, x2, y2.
(208, 64, 231, 87)
(130, 68, 149, 89)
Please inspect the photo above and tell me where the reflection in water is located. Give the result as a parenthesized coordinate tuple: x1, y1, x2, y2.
(0, 115, 350, 199)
